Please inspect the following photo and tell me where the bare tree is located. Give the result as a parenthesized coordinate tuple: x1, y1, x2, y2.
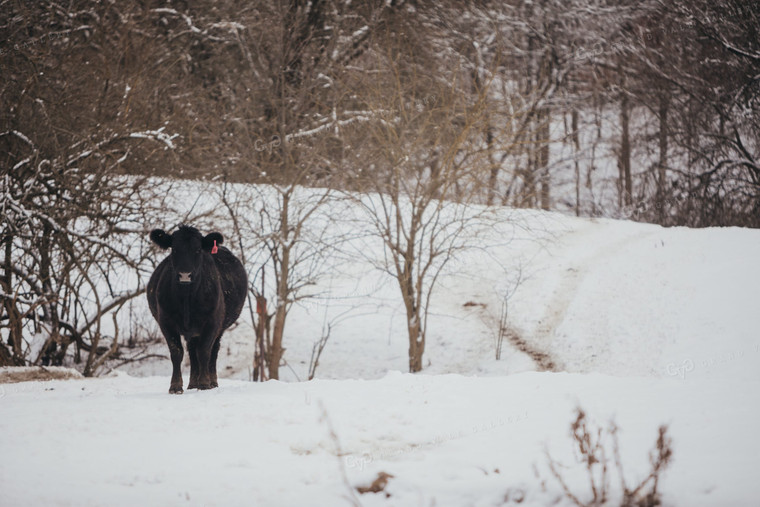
(346, 24, 498, 371)
(220, 179, 350, 381)
(205, 0, 412, 380)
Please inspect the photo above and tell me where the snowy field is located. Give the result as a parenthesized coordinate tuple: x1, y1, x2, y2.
(2, 201, 759, 506)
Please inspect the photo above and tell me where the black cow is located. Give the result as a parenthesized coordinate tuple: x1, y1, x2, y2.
(147, 225, 247, 393)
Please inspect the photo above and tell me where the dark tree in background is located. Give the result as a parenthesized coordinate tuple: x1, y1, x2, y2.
(650, 0, 760, 226)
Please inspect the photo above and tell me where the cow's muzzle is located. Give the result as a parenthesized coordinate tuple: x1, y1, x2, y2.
(178, 272, 192, 284)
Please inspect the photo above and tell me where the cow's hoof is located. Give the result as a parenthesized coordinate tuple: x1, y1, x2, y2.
(210, 381, 218, 388)
(187, 382, 198, 390)
(197, 383, 214, 390)
(169, 386, 184, 394)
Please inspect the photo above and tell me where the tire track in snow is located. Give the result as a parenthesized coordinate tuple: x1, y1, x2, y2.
(521, 225, 656, 372)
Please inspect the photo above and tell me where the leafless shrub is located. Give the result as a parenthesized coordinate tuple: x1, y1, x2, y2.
(0, 164, 169, 374)
(479, 277, 523, 361)
(308, 322, 331, 381)
(495, 295, 509, 361)
(546, 409, 611, 506)
(545, 408, 673, 507)
(613, 423, 673, 507)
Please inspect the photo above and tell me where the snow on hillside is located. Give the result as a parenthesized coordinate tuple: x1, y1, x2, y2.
(1, 196, 759, 506)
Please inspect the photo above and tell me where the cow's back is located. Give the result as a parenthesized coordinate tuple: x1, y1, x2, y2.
(212, 247, 248, 330)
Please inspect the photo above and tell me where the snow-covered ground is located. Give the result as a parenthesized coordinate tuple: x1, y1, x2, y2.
(2, 201, 759, 506)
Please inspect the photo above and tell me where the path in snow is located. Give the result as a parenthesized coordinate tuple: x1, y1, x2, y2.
(505, 326, 556, 371)
(513, 220, 656, 373)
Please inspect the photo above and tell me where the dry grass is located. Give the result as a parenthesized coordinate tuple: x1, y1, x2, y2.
(0, 366, 83, 384)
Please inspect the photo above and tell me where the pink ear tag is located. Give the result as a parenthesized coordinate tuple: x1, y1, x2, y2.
(211, 240, 218, 254)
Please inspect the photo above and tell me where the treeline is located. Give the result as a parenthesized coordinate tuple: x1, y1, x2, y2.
(2, 1, 758, 226)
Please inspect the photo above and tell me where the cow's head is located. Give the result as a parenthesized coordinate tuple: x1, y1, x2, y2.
(150, 226, 223, 285)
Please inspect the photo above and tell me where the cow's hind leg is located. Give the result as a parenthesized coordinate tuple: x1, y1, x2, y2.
(164, 333, 184, 394)
(187, 338, 200, 390)
(209, 335, 222, 388)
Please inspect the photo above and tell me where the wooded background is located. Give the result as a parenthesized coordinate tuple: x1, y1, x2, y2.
(2, 0, 758, 372)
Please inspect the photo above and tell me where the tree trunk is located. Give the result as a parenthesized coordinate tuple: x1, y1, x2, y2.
(522, 28, 537, 209)
(269, 301, 286, 380)
(0, 341, 22, 367)
(469, 45, 498, 206)
(268, 189, 292, 380)
(523, 142, 536, 208)
(253, 294, 270, 382)
(2, 236, 25, 364)
(572, 109, 581, 216)
(538, 106, 551, 210)
(657, 93, 669, 221)
(399, 246, 424, 373)
(619, 89, 632, 208)
(475, 76, 497, 206)
(407, 316, 423, 373)
(38, 223, 63, 366)
(402, 277, 423, 373)
(269, 248, 289, 381)
(587, 93, 601, 209)
(485, 120, 498, 206)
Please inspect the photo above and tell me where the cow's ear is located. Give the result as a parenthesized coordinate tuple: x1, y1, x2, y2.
(150, 229, 172, 250)
(202, 232, 223, 251)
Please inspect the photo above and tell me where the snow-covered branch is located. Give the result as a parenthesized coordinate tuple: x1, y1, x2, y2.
(128, 127, 180, 150)
(151, 8, 242, 43)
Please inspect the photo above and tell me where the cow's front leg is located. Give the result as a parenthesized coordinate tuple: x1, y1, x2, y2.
(187, 338, 200, 390)
(165, 334, 184, 394)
